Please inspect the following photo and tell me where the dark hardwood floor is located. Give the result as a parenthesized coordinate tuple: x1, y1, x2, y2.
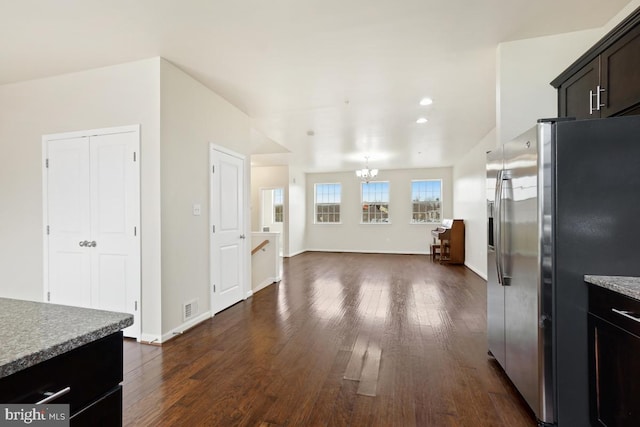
(122, 252, 536, 426)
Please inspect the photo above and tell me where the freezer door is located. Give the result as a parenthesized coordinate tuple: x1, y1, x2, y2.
(502, 126, 541, 417)
(486, 147, 505, 368)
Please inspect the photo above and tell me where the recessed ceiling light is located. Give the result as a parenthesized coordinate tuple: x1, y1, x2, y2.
(416, 117, 428, 124)
(419, 97, 433, 106)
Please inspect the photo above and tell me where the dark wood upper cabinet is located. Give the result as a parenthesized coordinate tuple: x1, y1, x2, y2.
(558, 57, 600, 119)
(552, 6, 640, 119)
(600, 23, 640, 117)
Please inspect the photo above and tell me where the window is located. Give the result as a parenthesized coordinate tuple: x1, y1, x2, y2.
(361, 181, 390, 223)
(411, 180, 442, 223)
(273, 188, 284, 223)
(315, 183, 341, 223)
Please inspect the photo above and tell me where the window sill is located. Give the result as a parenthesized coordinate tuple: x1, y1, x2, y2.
(360, 222, 392, 225)
(314, 222, 342, 225)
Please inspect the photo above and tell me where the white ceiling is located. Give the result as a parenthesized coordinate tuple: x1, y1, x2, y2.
(0, 0, 633, 172)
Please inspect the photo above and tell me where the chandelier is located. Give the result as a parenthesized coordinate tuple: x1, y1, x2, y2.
(355, 157, 378, 183)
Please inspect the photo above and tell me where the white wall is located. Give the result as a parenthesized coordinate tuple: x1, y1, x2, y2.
(453, 128, 497, 279)
(159, 59, 252, 338)
(0, 58, 163, 339)
(288, 164, 307, 257)
(306, 167, 452, 254)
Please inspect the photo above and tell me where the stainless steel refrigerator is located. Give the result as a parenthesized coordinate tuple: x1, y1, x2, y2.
(487, 115, 640, 426)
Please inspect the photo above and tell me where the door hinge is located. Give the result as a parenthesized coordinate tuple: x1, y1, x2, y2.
(47, 291, 50, 302)
(212, 165, 215, 174)
(45, 158, 49, 168)
(134, 226, 137, 236)
(133, 152, 137, 162)
(212, 225, 215, 233)
(135, 301, 138, 311)
(214, 284, 216, 292)
(46, 225, 50, 235)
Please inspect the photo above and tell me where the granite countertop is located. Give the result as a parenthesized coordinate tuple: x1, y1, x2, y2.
(584, 275, 640, 301)
(0, 298, 133, 379)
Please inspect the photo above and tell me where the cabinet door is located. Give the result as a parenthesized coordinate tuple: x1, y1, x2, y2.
(600, 24, 640, 117)
(558, 57, 600, 119)
(589, 314, 640, 427)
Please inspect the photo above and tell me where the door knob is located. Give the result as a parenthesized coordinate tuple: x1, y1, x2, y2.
(240, 234, 246, 239)
(90, 241, 97, 247)
(79, 241, 87, 247)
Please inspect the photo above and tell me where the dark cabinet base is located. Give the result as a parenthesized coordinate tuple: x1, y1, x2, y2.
(589, 286, 640, 426)
(71, 386, 122, 427)
(0, 332, 124, 426)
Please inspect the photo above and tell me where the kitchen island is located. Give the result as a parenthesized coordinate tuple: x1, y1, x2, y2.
(585, 275, 640, 427)
(0, 298, 133, 425)
(584, 275, 640, 300)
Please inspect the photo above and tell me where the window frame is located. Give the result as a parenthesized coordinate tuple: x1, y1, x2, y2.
(360, 180, 391, 224)
(410, 179, 442, 224)
(314, 182, 342, 224)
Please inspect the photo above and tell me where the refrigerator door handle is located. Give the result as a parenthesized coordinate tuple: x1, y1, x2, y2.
(500, 171, 512, 287)
(494, 169, 504, 285)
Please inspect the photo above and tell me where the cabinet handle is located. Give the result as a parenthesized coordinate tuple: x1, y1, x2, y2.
(589, 90, 596, 115)
(612, 308, 640, 323)
(596, 85, 605, 110)
(35, 386, 71, 404)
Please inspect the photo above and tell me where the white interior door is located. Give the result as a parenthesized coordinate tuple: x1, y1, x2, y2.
(210, 146, 245, 314)
(44, 126, 141, 339)
(89, 131, 140, 338)
(47, 137, 92, 308)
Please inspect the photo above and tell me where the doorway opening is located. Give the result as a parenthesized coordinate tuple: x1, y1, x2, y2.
(260, 187, 284, 256)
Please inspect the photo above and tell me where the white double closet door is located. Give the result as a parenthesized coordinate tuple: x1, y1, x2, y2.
(43, 126, 140, 339)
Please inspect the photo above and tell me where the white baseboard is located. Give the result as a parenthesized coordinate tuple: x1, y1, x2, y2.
(305, 248, 430, 256)
(253, 277, 277, 293)
(285, 249, 307, 258)
(465, 262, 487, 280)
(160, 311, 212, 344)
(139, 333, 162, 345)
(245, 290, 253, 299)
